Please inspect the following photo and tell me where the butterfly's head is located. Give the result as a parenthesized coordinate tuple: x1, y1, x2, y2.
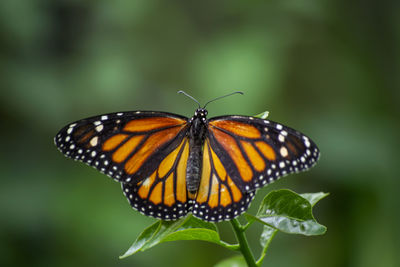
(194, 108, 208, 117)
(191, 108, 208, 124)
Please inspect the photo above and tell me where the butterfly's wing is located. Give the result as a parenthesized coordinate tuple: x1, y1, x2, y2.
(192, 138, 255, 222)
(206, 116, 320, 193)
(54, 111, 189, 183)
(122, 137, 191, 220)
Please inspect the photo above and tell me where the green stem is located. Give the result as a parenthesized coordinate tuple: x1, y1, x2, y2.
(230, 219, 257, 267)
(256, 229, 278, 266)
(241, 218, 255, 232)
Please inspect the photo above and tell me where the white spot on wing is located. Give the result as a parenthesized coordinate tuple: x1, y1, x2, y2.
(280, 146, 288, 157)
(95, 124, 104, 132)
(90, 136, 98, 146)
(304, 137, 311, 148)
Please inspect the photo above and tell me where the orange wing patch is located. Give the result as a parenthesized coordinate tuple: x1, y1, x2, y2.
(163, 174, 175, 206)
(209, 120, 261, 139)
(196, 139, 244, 208)
(241, 141, 265, 172)
(103, 134, 129, 151)
(211, 128, 253, 182)
(135, 138, 189, 207)
(124, 125, 185, 175)
(137, 172, 157, 199)
(219, 184, 231, 207)
(210, 148, 226, 181)
(255, 141, 276, 161)
(158, 140, 182, 177)
(112, 135, 144, 163)
(196, 142, 212, 204)
(149, 182, 163, 205)
(123, 117, 186, 132)
(208, 175, 219, 208)
(227, 176, 242, 202)
(176, 140, 189, 203)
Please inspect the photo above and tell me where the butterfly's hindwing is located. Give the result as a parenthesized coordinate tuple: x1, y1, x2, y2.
(191, 139, 255, 222)
(122, 138, 191, 220)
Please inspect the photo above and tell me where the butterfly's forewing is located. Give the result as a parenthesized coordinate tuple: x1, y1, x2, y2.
(208, 116, 320, 192)
(122, 138, 191, 220)
(54, 111, 189, 183)
(191, 139, 255, 222)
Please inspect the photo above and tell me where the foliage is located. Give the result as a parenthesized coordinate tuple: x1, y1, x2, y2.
(121, 190, 328, 266)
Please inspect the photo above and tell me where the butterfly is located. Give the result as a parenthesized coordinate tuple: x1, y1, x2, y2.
(54, 91, 319, 222)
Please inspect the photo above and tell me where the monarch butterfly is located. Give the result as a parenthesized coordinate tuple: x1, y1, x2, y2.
(54, 91, 319, 222)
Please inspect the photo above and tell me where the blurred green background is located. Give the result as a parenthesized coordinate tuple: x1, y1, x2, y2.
(1, 1, 399, 266)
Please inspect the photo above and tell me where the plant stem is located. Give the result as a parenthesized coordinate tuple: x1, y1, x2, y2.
(230, 218, 257, 267)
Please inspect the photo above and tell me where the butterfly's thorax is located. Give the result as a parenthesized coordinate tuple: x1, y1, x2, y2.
(186, 108, 208, 194)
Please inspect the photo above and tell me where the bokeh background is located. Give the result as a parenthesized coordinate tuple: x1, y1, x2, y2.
(1, 1, 399, 266)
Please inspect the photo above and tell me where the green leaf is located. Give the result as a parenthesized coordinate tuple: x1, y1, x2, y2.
(120, 220, 160, 258)
(120, 215, 228, 259)
(300, 192, 329, 207)
(254, 111, 270, 119)
(248, 189, 327, 236)
(259, 225, 277, 247)
(214, 256, 247, 267)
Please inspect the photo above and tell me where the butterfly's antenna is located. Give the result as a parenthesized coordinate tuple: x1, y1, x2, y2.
(178, 90, 201, 108)
(203, 91, 244, 108)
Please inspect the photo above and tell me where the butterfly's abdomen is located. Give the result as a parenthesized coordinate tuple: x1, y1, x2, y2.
(186, 141, 203, 193)
(186, 117, 207, 193)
